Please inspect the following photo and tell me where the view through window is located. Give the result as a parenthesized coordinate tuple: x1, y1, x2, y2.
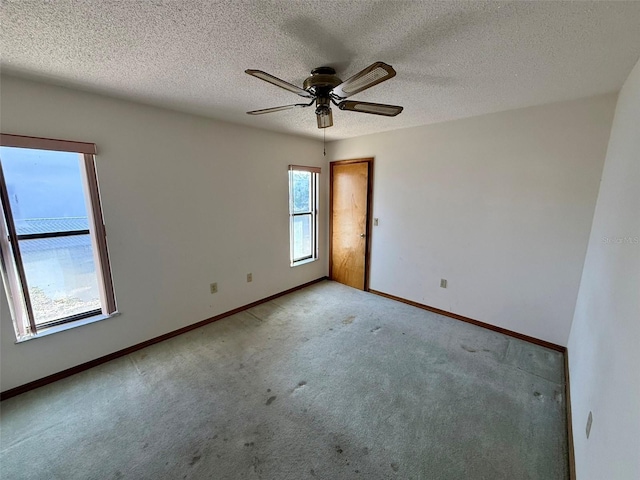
(0, 135, 115, 337)
(1, 147, 101, 325)
(289, 165, 320, 265)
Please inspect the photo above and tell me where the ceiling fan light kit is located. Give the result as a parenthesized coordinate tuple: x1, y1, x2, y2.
(245, 62, 403, 129)
(315, 95, 334, 128)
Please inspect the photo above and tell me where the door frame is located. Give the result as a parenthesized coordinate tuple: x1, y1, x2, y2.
(329, 157, 374, 291)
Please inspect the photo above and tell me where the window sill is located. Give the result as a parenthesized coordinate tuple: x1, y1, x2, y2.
(15, 311, 121, 343)
(291, 257, 319, 267)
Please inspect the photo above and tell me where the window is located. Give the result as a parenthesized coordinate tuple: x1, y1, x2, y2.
(0, 134, 116, 340)
(289, 165, 320, 266)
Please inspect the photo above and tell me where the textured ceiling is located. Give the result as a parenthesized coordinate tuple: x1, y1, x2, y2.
(2, 1, 640, 141)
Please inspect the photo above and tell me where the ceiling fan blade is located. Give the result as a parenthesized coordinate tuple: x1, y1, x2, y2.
(245, 70, 313, 98)
(331, 62, 396, 99)
(338, 101, 403, 117)
(246, 103, 311, 115)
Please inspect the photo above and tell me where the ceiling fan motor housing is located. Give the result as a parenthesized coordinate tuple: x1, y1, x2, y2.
(303, 67, 342, 96)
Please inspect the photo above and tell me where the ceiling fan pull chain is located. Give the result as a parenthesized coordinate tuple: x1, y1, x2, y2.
(323, 128, 326, 156)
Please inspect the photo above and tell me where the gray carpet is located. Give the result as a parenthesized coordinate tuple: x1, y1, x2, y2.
(0, 280, 568, 479)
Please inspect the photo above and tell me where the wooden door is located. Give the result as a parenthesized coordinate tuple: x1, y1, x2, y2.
(330, 159, 372, 290)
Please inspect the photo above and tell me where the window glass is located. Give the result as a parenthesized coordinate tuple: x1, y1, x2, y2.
(0, 147, 88, 235)
(292, 170, 311, 214)
(21, 236, 101, 324)
(0, 146, 101, 327)
(292, 214, 312, 261)
(289, 167, 318, 266)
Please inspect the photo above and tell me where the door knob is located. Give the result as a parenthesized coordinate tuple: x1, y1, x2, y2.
(359, 233, 366, 238)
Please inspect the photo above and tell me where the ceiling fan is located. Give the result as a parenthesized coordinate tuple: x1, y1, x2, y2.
(245, 62, 403, 128)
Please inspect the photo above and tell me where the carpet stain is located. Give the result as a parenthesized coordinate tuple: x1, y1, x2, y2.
(335, 445, 343, 454)
(310, 469, 316, 476)
(370, 327, 381, 333)
(252, 456, 262, 474)
(391, 462, 400, 472)
(244, 442, 255, 447)
(189, 454, 201, 466)
(534, 391, 542, 397)
(342, 315, 356, 325)
(266, 395, 277, 405)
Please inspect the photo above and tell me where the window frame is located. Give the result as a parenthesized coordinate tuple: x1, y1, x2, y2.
(288, 165, 320, 267)
(0, 133, 116, 340)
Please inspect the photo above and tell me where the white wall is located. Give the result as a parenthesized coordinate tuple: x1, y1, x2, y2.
(0, 75, 328, 392)
(568, 59, 640, 479)
(328, 95, 617, 346)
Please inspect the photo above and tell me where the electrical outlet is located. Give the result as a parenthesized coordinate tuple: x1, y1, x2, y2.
(247, 273, 252, 283)
(210, 282, 218, 294)
(374, 218, 379, 226)
(440, 279, 447, 288)
(586, 411, 593, 439)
